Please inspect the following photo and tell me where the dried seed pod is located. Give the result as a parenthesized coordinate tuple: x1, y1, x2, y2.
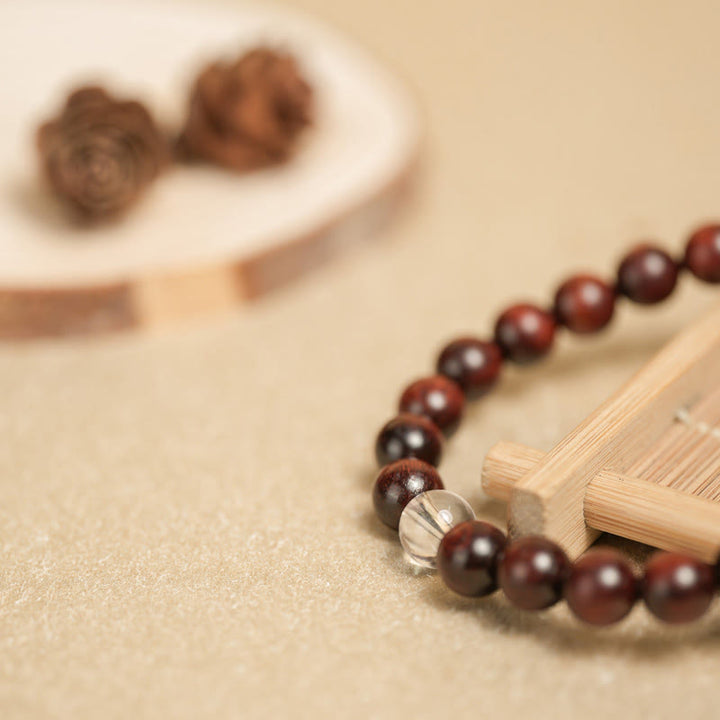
(179, 47, 314, 171)
(36, 85, 168, 220)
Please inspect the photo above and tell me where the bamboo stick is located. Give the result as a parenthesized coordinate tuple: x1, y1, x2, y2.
(482, 441, 720, 561)
(504, 301, 720, 558)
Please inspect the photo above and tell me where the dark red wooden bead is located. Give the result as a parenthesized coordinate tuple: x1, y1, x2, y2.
(685, 224, 720, 283)
(564, 549, 638, 626)
(642, 552, 715, 624)
(553, 275, 616, 334)
(372, 458, 444, 530)
(437, 520, 507, 597)
(617, 244, 679, 304)
(375, 413, 443, 467)
(436, 337, 503, 398)
(498, 536, 570, 610)
(399, 375, 465, 434)
(494, 304, 556, 364)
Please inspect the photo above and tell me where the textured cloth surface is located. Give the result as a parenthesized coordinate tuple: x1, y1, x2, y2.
(4, 0, 720, 718)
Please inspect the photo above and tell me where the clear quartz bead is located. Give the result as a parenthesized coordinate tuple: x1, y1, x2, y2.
(398, 490, 476, 569)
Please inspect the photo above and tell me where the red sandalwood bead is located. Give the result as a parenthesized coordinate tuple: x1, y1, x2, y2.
(564, 549, 638, 626)
(553, 275, 616, 334)
(436, 337, 503, 397)
(375, 413, 443, 467)
(494, 304, 556, 364)
(617, 244, 678, 304)
(437, 520, 507, 597)
(642, 552, 715, 624)
(372, 459, 444, 530)
(399, 375, 465, 434)
(684, 224, 720, 283)
(498, 536, 570, 610)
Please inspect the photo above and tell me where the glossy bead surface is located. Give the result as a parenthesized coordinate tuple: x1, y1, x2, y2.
(398, 490, 475, 568)
(399, 375, 465, 434)
(642, 552, 715, 624)
(375, 414, 443, 467)
(437, 520, 507, 597)
(564, 549, 637, 626)
(494, 304, 556, 364)
(372, 459, 444, 530)
(685, 224, 720, 283)
(499, 536, 570, 610)
(617, 244, 678, 304)
(553, 275, 615, 334)
(436, 338, 503, 397)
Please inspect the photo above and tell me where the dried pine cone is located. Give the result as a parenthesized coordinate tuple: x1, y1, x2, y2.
(179, 47, 314, 171)
(37, 86, 168, 220)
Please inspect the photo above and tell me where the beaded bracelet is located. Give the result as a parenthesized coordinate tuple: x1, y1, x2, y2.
(371, 225, 720, 627)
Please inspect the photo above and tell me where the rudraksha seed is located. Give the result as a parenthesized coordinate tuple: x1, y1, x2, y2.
(179, 47, 314, 171)
(372, 459, 443, 530)
(436, 337, 503, 398)
(684, 224, 720, 283)
(499, 536, 570, 610)
(616, 244, 679, 304)
(642, 552, 715, 624)
(399, 375, 465, 434)
(494, 304, 556, 364)
(437, 520, 507, 597)
(375, 414, 443, 467)
(36, 85, 167, 220)
(553, 275, 616, 334)
(564, 549, 638, 626)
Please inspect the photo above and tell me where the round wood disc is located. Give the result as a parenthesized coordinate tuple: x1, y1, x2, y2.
(0, 0, 421, 338)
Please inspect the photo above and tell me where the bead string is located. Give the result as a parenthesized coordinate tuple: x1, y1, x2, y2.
(371, 226, 720, 627)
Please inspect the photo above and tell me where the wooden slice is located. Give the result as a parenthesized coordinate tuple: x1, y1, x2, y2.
(0, 0, 421, 338)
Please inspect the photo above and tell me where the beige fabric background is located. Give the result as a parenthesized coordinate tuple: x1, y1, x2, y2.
(4, 0, 720, 717)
